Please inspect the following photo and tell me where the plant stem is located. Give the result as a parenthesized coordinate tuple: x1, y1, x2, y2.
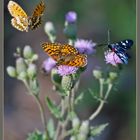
(54, 98, 67, 140)
(23, 80, 50, 140)
(33, 95, 49, 140)
(89, 83, 112, 121)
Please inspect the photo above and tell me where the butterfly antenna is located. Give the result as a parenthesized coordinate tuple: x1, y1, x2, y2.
(107, 29, 111, 45)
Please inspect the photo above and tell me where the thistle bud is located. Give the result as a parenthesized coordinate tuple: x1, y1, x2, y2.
(70, 136, 76, 140)
(79, 120, 89, 137)
(61, 75, 73, 92)
(7, 66, 17, 78)
(44, 22, 56, 43)
(31, 54, 39, 61)
(23, 45, 33, 59)
(109, 72, 118, 80)
(93, 70, 102, 79)
(63, 24, 77, 39)
(77, 133, 87, 140)
(16, 58, 27, 75)
(72, 117, 80, 129)
(27, 64, 37, 78)
(18, 71, 27, 81)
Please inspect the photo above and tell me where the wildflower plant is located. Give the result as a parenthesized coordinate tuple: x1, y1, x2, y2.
(7, 10, 133, 140)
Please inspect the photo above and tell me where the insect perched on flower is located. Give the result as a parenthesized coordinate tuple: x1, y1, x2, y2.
(7, 0, 45, 32)
(41, 42, 87, 67)
(108, 39, 133, 64)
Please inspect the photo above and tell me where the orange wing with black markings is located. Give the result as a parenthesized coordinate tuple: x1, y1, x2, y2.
(41, 42, 87, 67)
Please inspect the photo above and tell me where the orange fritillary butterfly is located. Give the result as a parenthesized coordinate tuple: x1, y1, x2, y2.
(7, 0, 45, 32)
(41, 42, 87, 67)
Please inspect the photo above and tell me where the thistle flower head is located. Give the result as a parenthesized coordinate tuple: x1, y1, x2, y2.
(42, 58, 57, 74)
(65, 11, 77, 23)
(57, 65, 78, 76)
(74, 39, 96, 55)
(104, 51, 123, 66)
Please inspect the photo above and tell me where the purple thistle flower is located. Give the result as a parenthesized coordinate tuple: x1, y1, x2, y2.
(104, 50, 123, 66)
(42, 58, 56, 73)
(74, 39, 96, 55)
(57, 65, 78, 76)
(65, 11, 77, 23)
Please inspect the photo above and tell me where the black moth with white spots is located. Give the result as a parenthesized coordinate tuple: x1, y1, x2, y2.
(108, 39, 133, 64)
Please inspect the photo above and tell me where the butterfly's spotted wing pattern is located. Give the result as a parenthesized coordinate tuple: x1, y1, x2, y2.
(8, 1, 27, 17)
(7, 0, 45, 32)
(108, 39, 133, 64)
(32, 1, 45, 17)
(11, 17, 28, 31)
(29, 1, 45, 30)
(41, 42, 87, 67)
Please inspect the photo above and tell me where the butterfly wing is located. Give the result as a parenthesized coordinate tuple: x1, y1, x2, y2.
(60, 54, 87, 67)
(8, 1, 27, 18)
(32, 1, 45, 17)
(8, 1, 29, 31)
(42, 42, 64, 61)
(11, 17, 28, 31)
(29, 1, 45, 30)
(41, 42, 78, 61)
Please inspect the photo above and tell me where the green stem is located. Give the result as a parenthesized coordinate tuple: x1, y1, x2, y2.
(54, 98, 68, 140)
(89, 83, 112, 121)
(33, 95, 49, 140)
(99, 79, 104, 98)
(23, 80, 50, 140)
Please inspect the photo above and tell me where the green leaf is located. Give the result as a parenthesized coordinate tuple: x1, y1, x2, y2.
(90, 123, 109, 137)
(75, 92, 84, 105)
(27, 130, 43, 140)
(47, 119, 55, 139)
(46, 96, 62, 120)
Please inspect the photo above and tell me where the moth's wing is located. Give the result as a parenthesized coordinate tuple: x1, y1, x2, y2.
(110, 39, 133, 51)
(62, 54, 87, 67)
(32, 1, 45, 17)
(8, 0, 28, 18)
(118, 39, 133, 50)
(41, 42, 62, 61)
(11, 17, 28, 32)
(114, 47, 129, 64)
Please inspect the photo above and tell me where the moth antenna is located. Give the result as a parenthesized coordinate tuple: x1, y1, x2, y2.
(107, 29, 111, 45)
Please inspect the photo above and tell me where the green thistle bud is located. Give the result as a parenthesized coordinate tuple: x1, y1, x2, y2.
(61, 75, 73, 92)
(27, 64, 37, 79)
(31, 54, 39, 61)
(77, 133, 87, 140)
(18, 71, 27, 81)
(16, 58, 27, 75)
(70, 136, 76, 140)
(44, 22, 56, 43)
(23, 45, 33, 59)
(6, 66, 17, 78)
(63, 23, 77, 39)
(72, 117, 80, 129)
(109, 72, 118, 80)
(79, 120, 89, 135)
(93, 70, 102, 79)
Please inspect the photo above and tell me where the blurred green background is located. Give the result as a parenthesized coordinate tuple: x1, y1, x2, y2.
(4, 0, 136, 140)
